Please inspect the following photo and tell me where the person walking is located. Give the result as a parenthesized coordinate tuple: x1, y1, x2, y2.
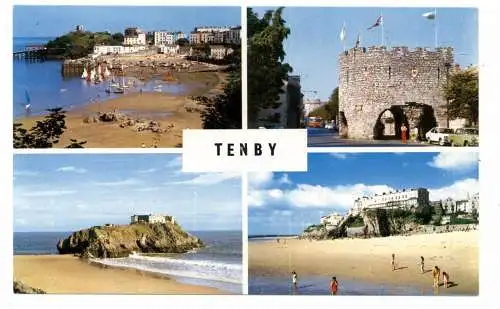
(442, 271, 450, 288)
(392, 253, 396, 271)
(291, 271, 298, 288)
(330, 277, 339, 295)
(432, 266, 441, 288)
(420, 256, 425, 274)
(401, 124, 408, 144)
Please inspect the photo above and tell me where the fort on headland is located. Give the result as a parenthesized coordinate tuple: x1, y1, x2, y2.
(130, 213, 175, 225)
(338, 46, 455, 140)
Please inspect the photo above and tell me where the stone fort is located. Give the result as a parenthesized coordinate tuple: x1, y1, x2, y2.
(338, 46, 454, 140)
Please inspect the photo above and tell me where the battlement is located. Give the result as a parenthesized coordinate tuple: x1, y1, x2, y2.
(341, 45, 454, 59)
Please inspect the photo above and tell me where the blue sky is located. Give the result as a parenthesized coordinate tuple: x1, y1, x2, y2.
(248, 152, 479, 235)
(13, 6, 241, 38)
(14, 154, 241, 232)
(251, 7, 478, 101)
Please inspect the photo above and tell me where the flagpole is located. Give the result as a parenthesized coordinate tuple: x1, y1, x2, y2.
(380, 9, 384, 46)
(434, 8, 438, 48)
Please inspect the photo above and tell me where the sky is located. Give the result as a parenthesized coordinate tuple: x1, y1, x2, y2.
(13, 6, 241, 38)
(248, 152, 479, 235)
(13, 154, 242, 232)
(251, 7, 478, 101)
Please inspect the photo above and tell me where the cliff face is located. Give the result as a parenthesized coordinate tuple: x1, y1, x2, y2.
(57, 222, 203, 258)
(363, 209, 420, 237)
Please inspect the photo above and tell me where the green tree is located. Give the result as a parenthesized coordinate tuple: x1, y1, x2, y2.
(247, 7, 293, 128)
(194, 50, 242, 129)
(13, 108, 86, 148)
(176, 38, 189, 46)
(443, 67, 479, 126)
(308, 87, 339, 120)
(111, 32, 124, 44)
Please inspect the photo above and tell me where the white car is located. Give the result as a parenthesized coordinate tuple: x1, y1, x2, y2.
(425, 127, 455, 146)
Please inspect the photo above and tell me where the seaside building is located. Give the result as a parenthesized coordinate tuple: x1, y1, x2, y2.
(158, 44, 181, 55)
(210, 45, 234, 60)
(75, 25, 84, 32)
(256, 75, 303, 128)
(189, 26, 241, 45)
(130, 214, 175, 225)
(93, 45, 147, 56)
(224, 26, 242, 45)
(440, 193, 479, 214)
(154, 31, 185, 46)
(320, 213, 344, 230)
(124, 27, 147, 46)
(352, 188, 430, 214)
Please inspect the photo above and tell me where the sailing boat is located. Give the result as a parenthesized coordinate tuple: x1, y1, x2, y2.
(81, 67, 88, 79)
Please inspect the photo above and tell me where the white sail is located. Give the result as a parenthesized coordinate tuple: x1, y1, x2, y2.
(81, 68, 88, 79)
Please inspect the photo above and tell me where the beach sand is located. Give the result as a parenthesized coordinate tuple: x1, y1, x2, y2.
(249, 231, 478, 295)
(14, 255, 224, 294)
(15, 71, 225, 148)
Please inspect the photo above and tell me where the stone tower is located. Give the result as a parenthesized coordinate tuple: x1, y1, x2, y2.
(338, 46, 454, 140)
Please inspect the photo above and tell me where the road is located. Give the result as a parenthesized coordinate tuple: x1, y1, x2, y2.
(307, 128, 436, 147)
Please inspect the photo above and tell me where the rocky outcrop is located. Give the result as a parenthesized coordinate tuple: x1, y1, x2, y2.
(362, 209, 421, 237)
(56, 222, 203, 258)
(14, 281, 46, 294)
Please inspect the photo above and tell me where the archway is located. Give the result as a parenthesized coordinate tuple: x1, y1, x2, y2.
(373, 106, 408, 140)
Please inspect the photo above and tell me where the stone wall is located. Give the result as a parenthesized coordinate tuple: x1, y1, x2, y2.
(338, 46, 454, 139)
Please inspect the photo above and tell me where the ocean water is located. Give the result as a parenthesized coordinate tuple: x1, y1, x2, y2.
(13, 230, 242, 294)
(249, 275, 444, 296)
(13, 37, 186, 118)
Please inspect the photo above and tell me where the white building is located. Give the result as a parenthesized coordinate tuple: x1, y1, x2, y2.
(93, 45, 147, 56)
(320, 213, 344, 228)
(353, 188, 430, 214)
(303, 98, 324, 117)
(195, 26, 231, 33)
(441, 193, 479, 214)
(210, 45, 234, 60)
(158, 44, 180, 55)
(224, 26, 241, 44)
(256, 75, 302, 128)
(130, 214, 174, 224)
(124, 27, 146, 46)
(154, 31, 185, 46)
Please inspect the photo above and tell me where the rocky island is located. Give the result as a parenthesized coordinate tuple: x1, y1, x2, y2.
(57, 217, 203, 258)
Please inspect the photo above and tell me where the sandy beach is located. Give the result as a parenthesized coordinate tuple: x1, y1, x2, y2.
(249, 231, 478, 295)
(14, 255, 225, 294)
(15, 71, 225, 148)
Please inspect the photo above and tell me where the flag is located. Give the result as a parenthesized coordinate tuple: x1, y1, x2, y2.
(339, 23, 346, 42)
(422, 11, 436, 20)
(355, 34, 361, 47)
(367, 16, 383, 30)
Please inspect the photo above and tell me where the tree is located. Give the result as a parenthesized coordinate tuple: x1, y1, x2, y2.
(247, 7, 293, 128)
(111, 32, 124, 44)
(13, 108, 86, 148)
(443, 67, 479, 126)
(308, 87, 339, 120)
(176, 38, 189, 46)
(193, 50, 242, 129)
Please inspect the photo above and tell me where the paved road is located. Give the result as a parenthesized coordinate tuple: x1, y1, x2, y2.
(307, 128, 436, 147)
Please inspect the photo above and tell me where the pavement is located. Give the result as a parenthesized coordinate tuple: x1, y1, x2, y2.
(307, 128, 437, 147)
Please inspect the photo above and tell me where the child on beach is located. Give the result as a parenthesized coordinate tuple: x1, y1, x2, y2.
(420, 256, 425, 274)
(330, 277, 339, 295)
(432, 266, 441, 288)
(442, 272, 449, 288)
(291, 271, 298, 288)
(391, 253, 396, 271)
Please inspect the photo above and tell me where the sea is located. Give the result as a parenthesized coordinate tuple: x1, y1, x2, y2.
(13, 37, 186, 118)
(14, 230, 243, 294)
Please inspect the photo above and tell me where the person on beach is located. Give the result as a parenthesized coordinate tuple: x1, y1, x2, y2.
(391, 253, 396, 271)
(330, 277, 339, 295)
(442, 271, 449, 288)
(401, 124, 408, 144)
(291, 271, 298, 288)
(432, 266, 441, 288)
(420, 256, 425, 274)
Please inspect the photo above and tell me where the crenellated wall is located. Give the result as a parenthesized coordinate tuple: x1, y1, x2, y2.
(338, 46, 454, 139)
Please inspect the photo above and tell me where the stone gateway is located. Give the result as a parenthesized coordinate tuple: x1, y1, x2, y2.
(338, 46, 454, 140)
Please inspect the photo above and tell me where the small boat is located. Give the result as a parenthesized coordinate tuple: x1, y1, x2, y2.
(113, 87, 124, 94)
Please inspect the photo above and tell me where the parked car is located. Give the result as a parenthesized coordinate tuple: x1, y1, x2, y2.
(449, 127, 479, 147)
(425, 127, 455, 146)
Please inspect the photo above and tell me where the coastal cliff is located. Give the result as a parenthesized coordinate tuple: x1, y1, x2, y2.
(57, 222, 203, 258)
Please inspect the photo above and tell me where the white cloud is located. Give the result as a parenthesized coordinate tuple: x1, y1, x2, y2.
(56, 166, 87, 173)
(22, 190, 77, 197)
(172, 173, 241, 186)
(165, 157, 182, 169)
(278, 174, 293, 185)
(138, 168, 157, 174)
(93, 178, 141, 187)
(429, 178, 479, 200)
(248, 172, 274, 188)
(428, 152, 479, 171)
(14, 170, 39, 177)
(249, 183, 393, 209)
(330, 153, 348, 159)
(134, 187, 161, 192)
(273, 210, 293, 217)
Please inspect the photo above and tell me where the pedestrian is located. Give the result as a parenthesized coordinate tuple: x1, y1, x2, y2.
(420, 256, 425, 274)
(391, 253, 396, 271)
(432, 266, 441, 288)
(291, 271, 298, 288)
(330, 276, 339, 295)
(442, 271, 449, 288)
(401, 124, 408, 144)
(140, 88, 143, 95)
